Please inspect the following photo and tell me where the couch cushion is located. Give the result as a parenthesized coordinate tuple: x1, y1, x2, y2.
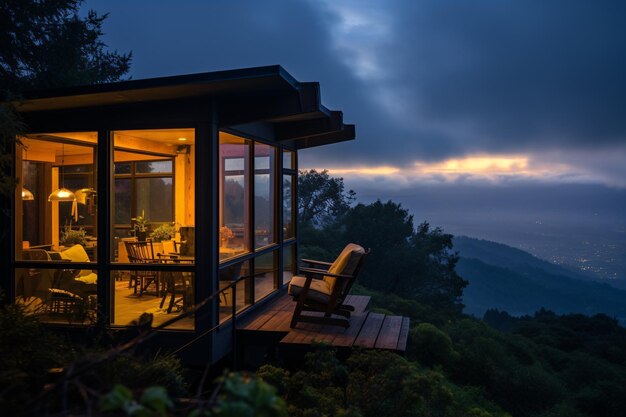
(75, 273, 98, 285)
(288, 275, 332, 304)
(324, 243, 365, 292)
(60, 244, 92, 277)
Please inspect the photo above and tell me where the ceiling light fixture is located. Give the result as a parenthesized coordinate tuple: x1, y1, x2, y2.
(21, 147, 35, 201)
(48, 143, 76, 202)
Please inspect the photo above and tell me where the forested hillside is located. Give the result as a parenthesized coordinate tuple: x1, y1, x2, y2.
(454, 236, 626, 320)
(289, 170, 626, 417)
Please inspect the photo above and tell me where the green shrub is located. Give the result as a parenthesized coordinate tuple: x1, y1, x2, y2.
(408, 323, 460, 367)
(0, 303, 72, 416)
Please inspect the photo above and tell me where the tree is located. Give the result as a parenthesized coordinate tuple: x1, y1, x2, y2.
(343, 200, 467, 312)
(0, 0, 131, 196)
(298, 169, 355, 227)
(0, 0, 132, 95)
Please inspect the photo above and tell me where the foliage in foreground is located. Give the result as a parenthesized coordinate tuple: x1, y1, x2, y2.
(258, 347, 508, 417)
(0, 303, 284, 416)
(357, 284, 626, 417)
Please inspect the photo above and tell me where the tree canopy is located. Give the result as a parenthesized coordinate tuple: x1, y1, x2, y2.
(298, 171, 467, 313)
(298, 169, 355, 227)
(0, 0, 132, 96)
(0, 0, 131, 197)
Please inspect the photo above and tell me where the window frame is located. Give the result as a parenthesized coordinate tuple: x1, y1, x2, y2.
(112, 157, 176, 236)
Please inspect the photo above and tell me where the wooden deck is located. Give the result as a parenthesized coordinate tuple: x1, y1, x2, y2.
(237, 292, 410, 352)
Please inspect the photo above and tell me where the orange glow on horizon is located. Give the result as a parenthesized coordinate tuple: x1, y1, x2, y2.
(306, 154, 583, 184)
(328, 166, 400, 176)
(415, 155, 530, 175)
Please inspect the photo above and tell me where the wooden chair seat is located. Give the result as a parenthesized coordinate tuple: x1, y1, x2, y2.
(288, 275, 333, 304)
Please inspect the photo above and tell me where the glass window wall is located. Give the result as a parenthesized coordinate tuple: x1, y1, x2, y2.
(219, 133, 250, 260)
(111, 129, 195, 330)
(15, 133, 98, 323)
(255, 250, 278, 302)
(254, 144, 275, 249)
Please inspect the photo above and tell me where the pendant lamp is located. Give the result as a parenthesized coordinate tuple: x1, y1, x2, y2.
(48, 143, 76, 202)
(75, 188, 97, 204)
(22, 148, 35, 201)
(22, 187, 34, 201)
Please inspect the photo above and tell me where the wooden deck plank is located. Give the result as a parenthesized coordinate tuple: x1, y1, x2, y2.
(310, 320, 346, 344)
(275, 294, 295, 310)
(332, 313, 368, 347)
(353, 313, 385, 348)
(374, 315, 403, 350)
(259, 309, 292, 332)
(347, 295, 370, 314)
(238, 290, 410, 352)
(238, 308, 279, 331)
(238, 292, 291, 330)
(282, 321, 323, 344)
(396, 316, 411, 352)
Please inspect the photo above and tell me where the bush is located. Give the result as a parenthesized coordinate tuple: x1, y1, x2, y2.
(408, 323, 460, 367)
(0, 303, 71, 416)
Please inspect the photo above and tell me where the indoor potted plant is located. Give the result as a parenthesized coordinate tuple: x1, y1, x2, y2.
(131, 210, 149, 241)
(149, 222, 177, 254)
(59, 221, 87, 247)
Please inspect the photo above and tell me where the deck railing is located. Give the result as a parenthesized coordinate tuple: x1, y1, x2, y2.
(166, 274, 249, 368)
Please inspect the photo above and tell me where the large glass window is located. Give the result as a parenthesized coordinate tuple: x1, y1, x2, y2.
(283, 174, 295, 240)
(110, 270, 195, 330)
(15, 132, 98, 322)
(283, 244, 296, 284)
(255, 250, 278, 302)
(112, 159, 174, 241)
(15, 267, 97, 325)
(254, 144, 275, 249)
(111, 129, 195, 330)
(219, 260, 250, 323)
(219, 133, 250, 260)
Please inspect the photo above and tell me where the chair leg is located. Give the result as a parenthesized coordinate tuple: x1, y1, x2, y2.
(290, 296, 306, 328)
(167, 292, 176, 313)
(159, 291, 167, 309)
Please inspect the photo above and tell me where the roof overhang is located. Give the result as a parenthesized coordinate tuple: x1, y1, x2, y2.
(9, 65, 355, 149)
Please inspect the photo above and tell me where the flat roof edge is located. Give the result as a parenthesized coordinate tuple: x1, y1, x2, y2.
(15, 65, 289, 102)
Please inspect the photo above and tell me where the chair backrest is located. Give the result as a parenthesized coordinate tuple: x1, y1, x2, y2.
(324, 243, 368, 296)
(179, 227, 195, 257)
(125, 240, 155, 263)
(23, 249, 51, 261)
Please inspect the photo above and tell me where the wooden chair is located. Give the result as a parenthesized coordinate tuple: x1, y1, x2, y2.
(158, 255, 194, 313)
(288, 243, 369, 328)
(124, 240, 159, 296)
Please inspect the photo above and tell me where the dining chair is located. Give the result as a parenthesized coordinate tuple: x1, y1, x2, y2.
(124, 240, 160, 296)
(158, 254, 194, 313)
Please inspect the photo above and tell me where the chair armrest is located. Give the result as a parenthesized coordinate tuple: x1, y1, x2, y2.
(299, 267, 352, 279)
(300, 258, 332, 268)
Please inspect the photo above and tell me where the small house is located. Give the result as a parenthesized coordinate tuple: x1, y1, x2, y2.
(1, 66, 355, 363)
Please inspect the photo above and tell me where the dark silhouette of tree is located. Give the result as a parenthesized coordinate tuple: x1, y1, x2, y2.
(0, 0, 131, 94)
(0, 0, 132, 196)
(298, 169, 355, 227)
(343, 200, 467, 312)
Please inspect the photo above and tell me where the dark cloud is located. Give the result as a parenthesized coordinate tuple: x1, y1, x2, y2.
(88, 0, 626, 171)
(377, 0, 626, 154)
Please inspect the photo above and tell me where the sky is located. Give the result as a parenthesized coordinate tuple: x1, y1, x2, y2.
(85, 0, 626, 276)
